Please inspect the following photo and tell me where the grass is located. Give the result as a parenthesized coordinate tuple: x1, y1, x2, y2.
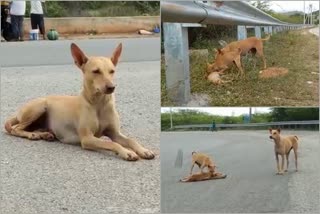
(161, 29, 319, 106)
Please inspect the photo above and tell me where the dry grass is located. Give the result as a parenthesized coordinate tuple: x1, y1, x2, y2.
(161, 30, 319, 106)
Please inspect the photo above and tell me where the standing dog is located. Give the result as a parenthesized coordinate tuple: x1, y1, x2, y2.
(269, 128, 299, 174)
(190, 151, 216, 175)
(207, 47, 243, 76)
(216, 34, 270, 69)
(4, 43, 155, 161)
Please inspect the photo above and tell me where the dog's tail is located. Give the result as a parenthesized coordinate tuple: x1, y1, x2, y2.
(4, 116, 19, 133)
(261, 34, 271, 41)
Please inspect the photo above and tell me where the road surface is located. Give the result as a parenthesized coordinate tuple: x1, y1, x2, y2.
(309, 27, 319, 37)
(161, 131, 320, 213)
(0, 37, 160, 67)
(0, 38, 160, 214)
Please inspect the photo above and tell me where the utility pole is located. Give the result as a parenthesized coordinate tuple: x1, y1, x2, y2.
(303, 1, 306, 24)
(170, 108, 173, 129)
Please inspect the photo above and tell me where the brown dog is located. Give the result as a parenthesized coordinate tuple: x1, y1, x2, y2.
(180, 171, 227, 182)
(269, 128, 299, 174)
(4, 43, 155, 161)
(217, 34, 270, 69)
(207, 47, 243, 76)
(190, 151, 216, 175)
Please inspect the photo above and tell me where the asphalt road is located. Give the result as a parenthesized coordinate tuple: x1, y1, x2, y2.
(0, 60, 160, 212)
(0, 37, 160, 67)
(161, 131, 320, 213)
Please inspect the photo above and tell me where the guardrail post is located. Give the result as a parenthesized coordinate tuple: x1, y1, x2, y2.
(263, 26, 268, 35)
(237, 26, 247, 40)
(163, 23, 190, 104)
(254, 26, 261, 38)
(268, 26, 273, 35)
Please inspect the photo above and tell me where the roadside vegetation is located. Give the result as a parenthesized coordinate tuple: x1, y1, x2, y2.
(25, 1, 160, 17)
(161, 108, 319, 131)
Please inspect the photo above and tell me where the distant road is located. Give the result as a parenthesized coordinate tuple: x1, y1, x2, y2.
(161, 131, 320, 213)
(0, 37, 160, 67)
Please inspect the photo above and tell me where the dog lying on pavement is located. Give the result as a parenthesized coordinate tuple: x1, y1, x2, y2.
(269, 128, 299, 174)
(4, 43, 155, 161)
(180, 171, 227, 182)
(190, 151, 216, 175)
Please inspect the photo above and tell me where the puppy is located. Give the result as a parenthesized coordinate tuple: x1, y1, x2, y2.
(190, 151, 216, 175)
(269, 128, 299, 174)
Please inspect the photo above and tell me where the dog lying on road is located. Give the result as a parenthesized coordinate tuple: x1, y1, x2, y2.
(4, 43, 154, 161)
(269, 128, 299, 174)
(190, 151, 216, 175)
(180, 171, 227, 182)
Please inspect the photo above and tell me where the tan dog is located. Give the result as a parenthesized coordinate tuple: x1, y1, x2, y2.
(190, 151, 216, 175)
(206, 71, 231, 85)
(4, 43, 155, 161)
(207, 48, 243, 76)
(217, 34, 270, 69)
(180, 171, 227, 182)
(269, 128, 299, 174)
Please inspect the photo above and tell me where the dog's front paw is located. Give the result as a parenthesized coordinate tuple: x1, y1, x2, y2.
(119, 149, 139, 161)
(276, 171, 284, 175)
(136, 148, 155, 160)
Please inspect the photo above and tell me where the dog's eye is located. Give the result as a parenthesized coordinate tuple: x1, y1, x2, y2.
(109, 70, 115, 74)
(93, 69, 100, 74)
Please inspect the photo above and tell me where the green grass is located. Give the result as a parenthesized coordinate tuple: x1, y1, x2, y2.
(161, 30, 319, 106)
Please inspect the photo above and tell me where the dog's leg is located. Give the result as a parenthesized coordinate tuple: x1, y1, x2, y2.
(234, 57, 244, 77)
(285, 154, 289, 172)
(80, 134, 139, 161)
(109, 133, 155, 159)
(275, 153, 281, 174)
(293, 148, 298, 172)
(256, 48, 267, 69)
(190, 162, 195, 175)
(7, 98, 54, 141)
(280, 154, 285, 174)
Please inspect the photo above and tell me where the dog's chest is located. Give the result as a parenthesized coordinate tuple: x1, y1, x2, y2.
(94, 107, 118, 136)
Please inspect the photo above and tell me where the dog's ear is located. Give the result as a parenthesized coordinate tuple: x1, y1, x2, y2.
(268, 128, 272, 134)
(218, 49, 224, 55)
(277, 128, 281, 133)
(237, 48, 242, 54)
(70, 43, 88, 70)
(111, 43, 122, 67)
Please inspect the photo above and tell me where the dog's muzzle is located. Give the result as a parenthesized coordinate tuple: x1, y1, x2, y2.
(269, 136, 273, 139)
(105, 86, 115, 94)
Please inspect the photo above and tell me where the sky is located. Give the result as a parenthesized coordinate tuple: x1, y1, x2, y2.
(269, 1, 319, 12)
(161, 107, 272, 116)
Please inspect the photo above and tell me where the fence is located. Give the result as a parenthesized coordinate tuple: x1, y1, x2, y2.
(172, 120, 319, 131)
(161, 1, 313, 104)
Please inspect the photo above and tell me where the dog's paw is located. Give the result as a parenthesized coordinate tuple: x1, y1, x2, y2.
(119, 149, 139, 161)
(136, 148, 155, 160)
(28, 133, 41, 140)
(40, 132, 55, 141)
(276, 171, 284, 175)
(284, 169, 288, 172)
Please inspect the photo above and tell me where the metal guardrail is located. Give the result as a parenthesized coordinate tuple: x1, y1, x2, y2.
(162, 1, 310, 26)
(173, 120, 320, 129)
(162, 1, 314, 104)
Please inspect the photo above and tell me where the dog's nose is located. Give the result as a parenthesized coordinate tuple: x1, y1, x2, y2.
(105, 86, 115, 94)
(269, 136, 272, 139)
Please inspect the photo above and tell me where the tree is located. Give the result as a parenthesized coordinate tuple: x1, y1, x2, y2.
(250, 0, 272, 13)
